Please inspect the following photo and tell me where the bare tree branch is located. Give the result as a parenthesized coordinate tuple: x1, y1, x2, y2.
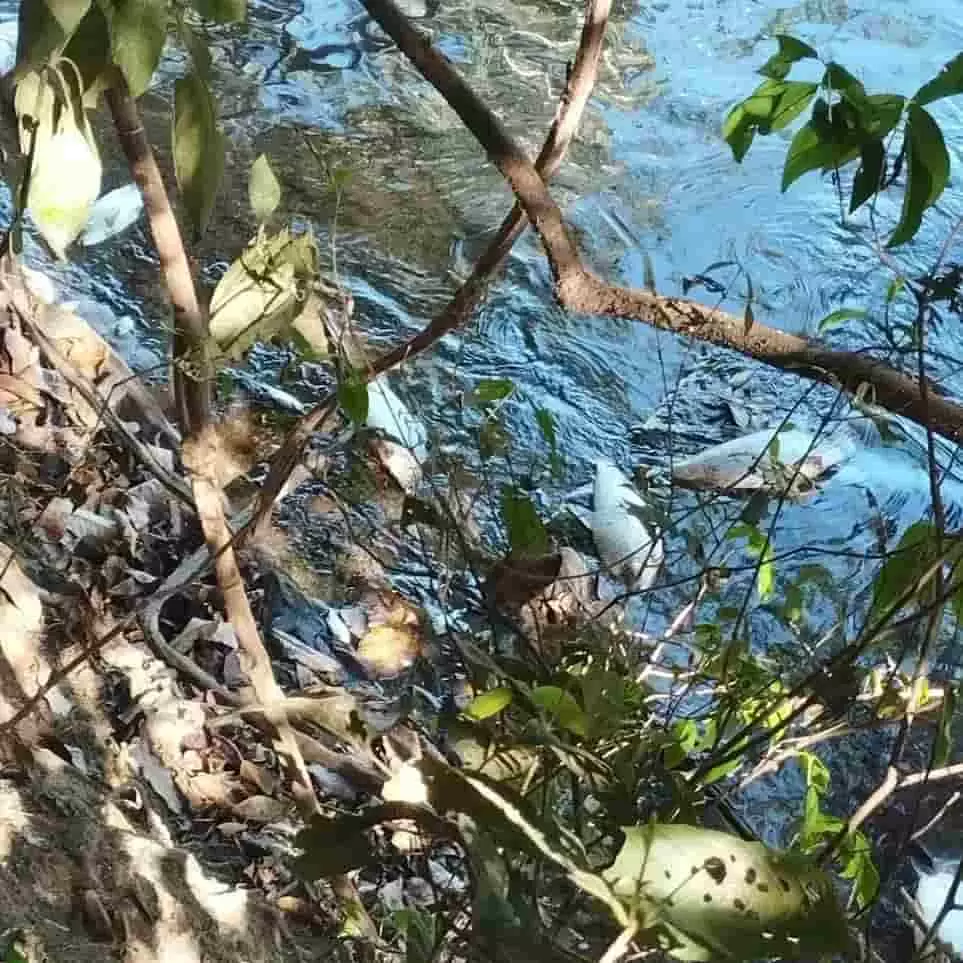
(254, 0, 613, 527)
(360, 0, 963, 446)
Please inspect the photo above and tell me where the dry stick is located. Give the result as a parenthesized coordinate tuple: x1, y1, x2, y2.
(106, 77, 377, 940)
(359, 0, 963, 447)
(253, 0, 613, 529)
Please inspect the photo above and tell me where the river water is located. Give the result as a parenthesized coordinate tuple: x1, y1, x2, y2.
(2, 5, 963, 663)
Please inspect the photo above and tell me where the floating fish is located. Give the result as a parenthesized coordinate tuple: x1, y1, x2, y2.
(670, 428, 849, 495)
(592, 459, 663, 591)
(80, 183, 144, 247)
(366, 378, 429, 491)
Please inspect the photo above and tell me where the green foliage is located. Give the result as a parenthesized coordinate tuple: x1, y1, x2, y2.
(109, 0, 167, 97)
(870, 520, 939, 621)
(499, 486, 548, 557)
(338, 367, 369, 426)
(191, 0, 247, 22)
(466, 686, 514, 720)
(725, 35, 963, 245)
(530, 685, 588, 737)
(16, 0, 91, 74)
(173, 70, 225, 239)
(393, 908, 437, 963)
(249, 153, 282, 222)
(469, 377, 514, 406)
(816, 307, 867, 335)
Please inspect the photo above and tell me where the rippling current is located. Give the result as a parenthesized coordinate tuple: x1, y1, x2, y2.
(2, 0, 963, 642)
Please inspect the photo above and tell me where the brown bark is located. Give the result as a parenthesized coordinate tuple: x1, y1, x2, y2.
(359, 0, 963, 445)
(254, 0, 613, 527)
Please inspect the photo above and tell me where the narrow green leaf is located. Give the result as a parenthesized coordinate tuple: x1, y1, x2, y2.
(110, 0, 168, 97)
(338, 367, 369, 425)
(886, 276, 906, 303)
(466, 687, 513, 721)
(191, 0, 247, 22)
(758, 34, 818, 81)
(173, 71, 225, 239)
(817, 307, 867, 334)
(249, 153, 282, 221)
(530, 686, 588, 738)
(722, 104, 755, 162)
(850, 140, 885, 212)
(915, 52, 963, 107)
(757, 538, 775, 600)
(535, 407, 556, 449)
(16, 0, 91, 73)
(934, 684, 957, 768)
(499, 486, 548, 557)
(888, 105, 949, 247)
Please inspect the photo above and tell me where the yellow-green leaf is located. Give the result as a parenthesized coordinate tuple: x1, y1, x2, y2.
(249, 153, 282, 222)
(466, 687, 513, 720)
(110, 0, 168, 97)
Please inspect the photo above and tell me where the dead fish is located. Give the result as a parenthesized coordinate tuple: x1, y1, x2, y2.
(592, 459, 663, 591)
(670, 428, 849, 496)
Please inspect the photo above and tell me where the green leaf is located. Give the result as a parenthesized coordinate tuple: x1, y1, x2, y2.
(758, 34, 818, 81)
(723, 80, 817, 162)
(850, 140, 885, 212)
(782, 119, 833, 190)
(935, 684, 957, 768)
(249, 153, 282, 222)
(61, 3, 112, 103)
(16, 0, 91, 74)
(191, 0, 247, 22)
(499, 486, 548, 557)
(478, 419, 509, 459)
(535, 406, 556, 449)
(722, 104, 755, 162)
(469, 378, 514, 406)
(338, 367, 369, 425)
(466, 687, 513, 721)
(840, 834, 879, 910)
(393, 908, 437, 963)
(208, 229, 318, 358)
(604, 824, 851, 961)
(888, 105, 950, 248)
(817, 307, 867, 335)
(915, 52, 963, 107)
(531, 685, 588, 738)
(173, 70, 225, 239)
(824, 62, 867, 107)
(109, 0, 168, 97)
(871, 520, 939, 620)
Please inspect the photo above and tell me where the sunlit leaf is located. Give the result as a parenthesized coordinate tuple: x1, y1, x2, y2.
(915, 52, 963, 107)
(604, 824, 851, 961)
(888, 105, 949, 247)
(530, 685, 588, 738)
(499, 486, 548, 557)
(249, 153, 282, 222)
(173, 70, 224, 239)
(466, 687, 513, 720)
(840, 834, 879, 910)
(723, 80, 817, 162)
(191, 0, 247, 22)
(469, 378, 514, 406)
(886, 276, 906, 303)
(208, 229, 318, 357)
(16, 0, 91, 74)
(817, 307, 868, 335)
(23, 72, 101, 258)
(758, 34, 818, 81)
(109, 0, 167, 97)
